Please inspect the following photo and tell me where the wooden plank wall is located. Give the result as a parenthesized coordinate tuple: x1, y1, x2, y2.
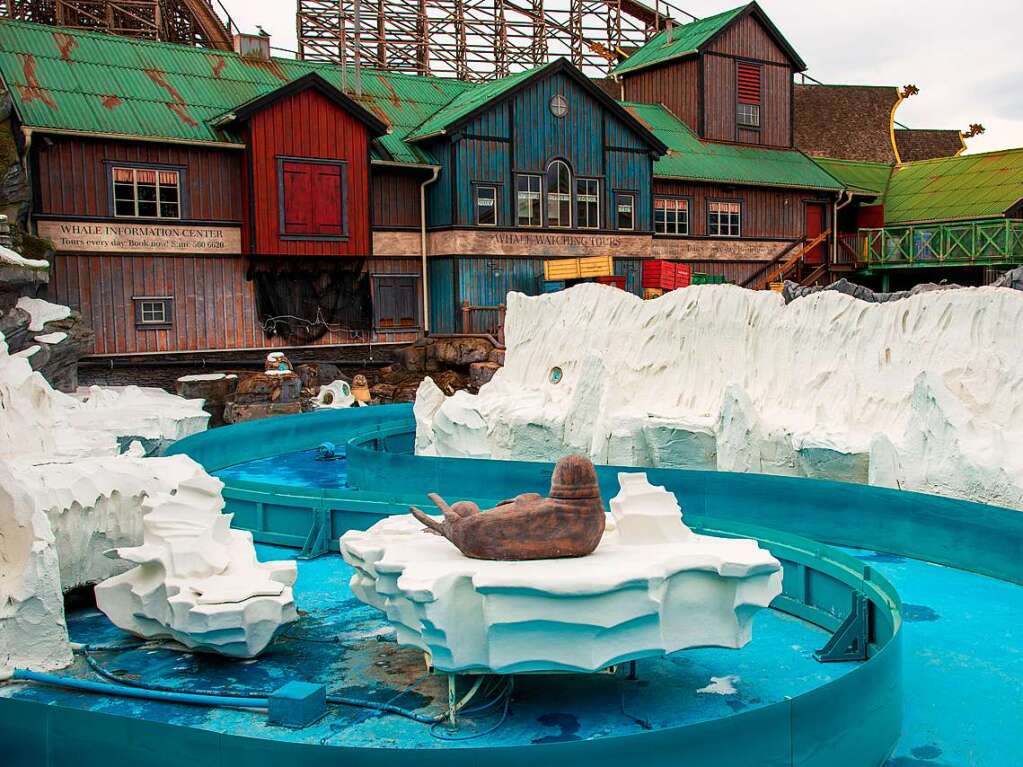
(704, 13, 791, 63)
(702, 54, 736, 143)
(371, 169, 422, 228)
(49, 254, 420, 355)
(620, 57, 701, 134)
(244, 87, 372, 256)
(652, 179, 828, 238)
(35, 136, 243, 221)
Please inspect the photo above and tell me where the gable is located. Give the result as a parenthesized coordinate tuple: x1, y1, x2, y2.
(704, 11, 793, 66)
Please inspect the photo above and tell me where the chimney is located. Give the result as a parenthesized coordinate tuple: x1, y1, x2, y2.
(233, 30, 271, 61)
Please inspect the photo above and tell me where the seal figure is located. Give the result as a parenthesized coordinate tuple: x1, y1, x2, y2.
(409, 454, 605, 560)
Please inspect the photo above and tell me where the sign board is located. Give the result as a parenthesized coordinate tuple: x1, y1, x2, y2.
(37, 220, 242, 255)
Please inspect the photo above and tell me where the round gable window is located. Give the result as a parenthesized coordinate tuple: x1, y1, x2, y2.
(549, 94, 569, 119)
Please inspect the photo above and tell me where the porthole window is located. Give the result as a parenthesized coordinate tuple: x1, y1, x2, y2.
(549, 93, 568, 118)
(549, 366, 563, 384)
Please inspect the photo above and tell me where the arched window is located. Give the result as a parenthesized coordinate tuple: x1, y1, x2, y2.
(545, 159, 572, 228)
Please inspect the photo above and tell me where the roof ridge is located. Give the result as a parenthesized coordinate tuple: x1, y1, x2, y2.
(897, 145, 1023, 168)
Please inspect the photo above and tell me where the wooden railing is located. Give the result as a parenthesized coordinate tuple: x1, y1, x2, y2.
(461, 302, 506, 343)
(746, 229, 831, 290)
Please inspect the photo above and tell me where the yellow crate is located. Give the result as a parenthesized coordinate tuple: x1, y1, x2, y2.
(769, 282, 785, 292)
(543, 255, 614, 281)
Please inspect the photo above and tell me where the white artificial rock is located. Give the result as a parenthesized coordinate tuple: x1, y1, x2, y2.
(412, 377, 446, 455)
(70, 385, 209, 451)
(33, 332, 68, 345)
(16, 296, 71, 331)
(416, 284, 1023, 509)
(0, 323, 214, 674)
(341, 473, 782, 673)
(95, 468, 298, 658)
(177, 373, 238, 383)
(0, 243, 48, 269)
(315, 379, 355, 409)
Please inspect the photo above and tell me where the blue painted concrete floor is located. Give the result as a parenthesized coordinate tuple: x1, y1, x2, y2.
(2, 545, 1021, 764)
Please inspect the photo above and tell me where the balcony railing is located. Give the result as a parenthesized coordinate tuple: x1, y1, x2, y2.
(861, 219, 1023, 268)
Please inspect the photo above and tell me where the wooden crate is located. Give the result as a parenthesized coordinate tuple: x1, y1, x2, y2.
(543, 255, 614, 281)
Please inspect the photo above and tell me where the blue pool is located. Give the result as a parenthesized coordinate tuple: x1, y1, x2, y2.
(214, 449, 349, 489)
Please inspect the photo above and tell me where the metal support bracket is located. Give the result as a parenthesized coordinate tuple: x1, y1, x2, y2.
(814, 591, 870, 663)
(298, 505, 331, 560)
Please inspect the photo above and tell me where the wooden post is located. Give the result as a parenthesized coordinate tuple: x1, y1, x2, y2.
(461, 301, 471, 334)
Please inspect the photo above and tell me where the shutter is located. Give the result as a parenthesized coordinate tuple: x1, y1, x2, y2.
(398, 279, 417, 325)
(737, 62, 761, 104)
(282, 161, 313, 234)
(312, 163, 344, 236)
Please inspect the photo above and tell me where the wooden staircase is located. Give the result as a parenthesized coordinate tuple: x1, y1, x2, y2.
(743, 229, 832, 290)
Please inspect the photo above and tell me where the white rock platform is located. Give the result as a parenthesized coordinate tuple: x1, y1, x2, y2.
(341, 474, 782, 674)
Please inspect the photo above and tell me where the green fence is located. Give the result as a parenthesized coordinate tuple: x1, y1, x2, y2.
(862, 218, 1023, 268)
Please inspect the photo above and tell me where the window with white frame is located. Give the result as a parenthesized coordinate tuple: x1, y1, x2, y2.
(475, 185, 497, 227)
(654, 197, 689, 235)
(516, 174, 541, 227)
(133, 297, 173, 328)
(708, 201, 741, 237)
(545, 160, 572, 228)
(615, 193, 635, 231)
(114, 167, 181, 219)
(576, 178, 599, 229)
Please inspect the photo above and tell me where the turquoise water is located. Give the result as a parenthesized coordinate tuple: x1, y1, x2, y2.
(214, 449, 348, 489)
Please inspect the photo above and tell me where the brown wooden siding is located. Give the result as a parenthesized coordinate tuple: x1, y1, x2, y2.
(761, 64, 792, 147)
(705, 13, 791, 65)
(243, 87, 372, 257)
(702, 55, 736, 142)
(49, 253, 420, 355)
(620, 57, 700, 134)
(34, 136, 243, 222)
(653, 179, 830, 239)
(372, 168, 423, 228)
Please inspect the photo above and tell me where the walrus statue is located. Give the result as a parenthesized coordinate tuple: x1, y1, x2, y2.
(409, 454, 605, 560)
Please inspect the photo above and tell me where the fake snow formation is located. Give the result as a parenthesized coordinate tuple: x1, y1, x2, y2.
(415, 283, 1023, 510)
(95, 469, 298, 658)
(341, 472, 782, 673)
(0, 326, 220, 676)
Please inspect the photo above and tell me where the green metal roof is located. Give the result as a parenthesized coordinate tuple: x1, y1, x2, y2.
(812, 158, 892, 198)
(883, 149, 1023, 225)
(407, 62, 546, 141)
(0, 18, 470, 163)
(612, 5, 746, 77)
(624, 102, 843, 191)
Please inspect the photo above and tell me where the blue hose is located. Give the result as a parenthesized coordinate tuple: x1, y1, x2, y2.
(11, 669, 268, 709)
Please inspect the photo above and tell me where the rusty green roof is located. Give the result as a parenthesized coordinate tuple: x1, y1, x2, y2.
(882, 149, 1023, 225)
(0, 18, 471, 163)
(612, 2, 805, 77)
(812, 157, 892, 198)
(624, 102, 842, 191)
(407, 62, 546, 141)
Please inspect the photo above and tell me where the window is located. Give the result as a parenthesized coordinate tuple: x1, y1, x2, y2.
(546, 160, 572, 228)
(475, 185, 498, 227)
(615, 193, 635, 231)
(708, 201, 741, 237)
(549, 93, 569, 118)
(279, 159, 347, 238)
(113, 167, 180, 219)
(132, 296, 173, 329)
(516, 174, 542, 227)
(654, 197, 689, 235)
(373, 275, 419, 329)
(736, 61, 762, 128)
(576, 178, 600, 229)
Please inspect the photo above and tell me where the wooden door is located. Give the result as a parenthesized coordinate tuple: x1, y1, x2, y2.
(804, 203, 826, 265)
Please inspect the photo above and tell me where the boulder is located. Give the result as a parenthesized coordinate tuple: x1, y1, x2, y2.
(234, 371, 301, 404)
(469, 361, 501, 389)
(175, 373, 239, 427)
(223, 401, 302, 424)
(432, 337, 492, 366)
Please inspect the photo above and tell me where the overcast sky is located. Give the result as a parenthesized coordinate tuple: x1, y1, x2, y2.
(224, 0, 1022, 155)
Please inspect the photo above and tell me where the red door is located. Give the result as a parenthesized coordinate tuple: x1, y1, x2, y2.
(804, 203, 826, 265)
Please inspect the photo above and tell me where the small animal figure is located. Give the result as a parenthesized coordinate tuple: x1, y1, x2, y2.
(351, 374, 371, 405)
(410, 454, 605, 560)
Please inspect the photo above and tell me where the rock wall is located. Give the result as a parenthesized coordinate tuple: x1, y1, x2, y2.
(416, 283, 1023, 509)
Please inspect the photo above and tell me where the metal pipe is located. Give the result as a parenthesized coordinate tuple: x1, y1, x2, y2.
(832, 190, 855, 266)
(419, 166, 441, 334)
(11, 669, 268, 709)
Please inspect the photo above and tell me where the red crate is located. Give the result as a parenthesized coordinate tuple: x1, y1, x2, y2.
(596, 275, 626, 289)
(643, 260, 692, 291)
